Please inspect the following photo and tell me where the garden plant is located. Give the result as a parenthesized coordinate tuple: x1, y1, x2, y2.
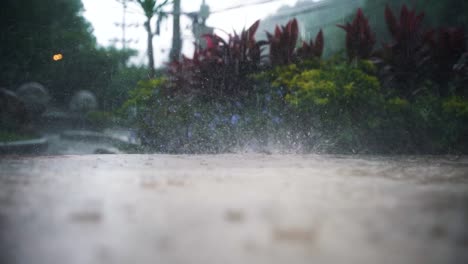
(123, 4, 468, 154)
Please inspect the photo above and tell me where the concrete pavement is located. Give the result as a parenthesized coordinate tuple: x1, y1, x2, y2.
(0, 154, 467, 264)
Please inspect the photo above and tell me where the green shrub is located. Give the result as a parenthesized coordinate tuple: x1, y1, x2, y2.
(377, 94, 468, 154)
(86, 111, 115, 130)
(121, 78, 167, 113)
(0, 130, 37, 142)
(443, 96, 468, 118)
(440, 96, 468, 152)
(279, 60, 384, 152)
(120, 73, 300, 153)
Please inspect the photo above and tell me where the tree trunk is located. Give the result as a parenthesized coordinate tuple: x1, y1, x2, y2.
(170, 0, 182, 61)
(145, 18, 156, 78)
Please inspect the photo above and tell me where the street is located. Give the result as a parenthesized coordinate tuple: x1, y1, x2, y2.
(1, 154, 467, 264)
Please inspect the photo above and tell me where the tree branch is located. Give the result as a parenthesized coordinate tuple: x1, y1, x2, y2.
(155, 0, 170, 11)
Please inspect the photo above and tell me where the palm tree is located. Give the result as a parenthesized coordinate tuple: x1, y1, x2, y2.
(169, 0, 181, 61)
(134, 0, 170, 77)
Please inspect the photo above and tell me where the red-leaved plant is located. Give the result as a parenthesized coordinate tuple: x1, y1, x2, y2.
(382, 4, 432, 97)
(168, 20, 267, 100)
(426, 27, 466, 93)
(267, 19, 299, 66)
(267, 19, 324, 65)
(337, 8, 376, 61)
(296, 29, 324, 61)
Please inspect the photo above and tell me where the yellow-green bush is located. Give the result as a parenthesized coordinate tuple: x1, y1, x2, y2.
(121, 78, 167, 114)
(442, 96, 468, 118)
(275, 60, 384, 152)
(283, 61, 381, 108)
(386, 97, 410, 112)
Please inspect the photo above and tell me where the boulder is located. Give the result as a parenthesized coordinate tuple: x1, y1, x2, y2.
(0, 88, 30, 130)
(94, 148, 117, 154)
(16, 82, 50, 116)
(69, 90, 98, 114)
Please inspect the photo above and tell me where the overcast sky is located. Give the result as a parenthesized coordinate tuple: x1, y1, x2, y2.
(81, 0, 299, 66)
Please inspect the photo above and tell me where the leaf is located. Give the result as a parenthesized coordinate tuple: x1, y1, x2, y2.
(274, 26, 282, 38)
(385, 5, 399, 37)
(247, 20, 260, 41)
(315, 29, 324, 57)
(267, 19, 301, 65)
(203, 35, 216, 50)
(287, 19, 299, 53)
(338, 8, 375, 61)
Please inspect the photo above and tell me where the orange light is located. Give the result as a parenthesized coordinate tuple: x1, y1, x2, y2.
(52, 54, 63, 61)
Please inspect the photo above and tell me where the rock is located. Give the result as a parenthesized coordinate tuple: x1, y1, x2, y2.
(16, 82, 50, 116)
(94, 148, 117, 154)
(0, 88, 30, 130)
(0, 137, 48, 154)
(69, 90, 98, 114)
(454, 52, 467, 73)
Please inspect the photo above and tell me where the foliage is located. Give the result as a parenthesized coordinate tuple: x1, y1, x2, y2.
(397, 94, 468, 153)
(258, 0, 364, 57)
(127, 4, 468, 154)
(104, 66, 148, 111)
(132, 0, 170, 78)
(168, 20, 266, 100)
(267, 19, 300, 66)
(0, 130, 37, 143)
(86, 111, 115, 130)
(442, 96, 468, 119)
(367, 4, 468, 99)
(268, 59, 468, 153)
(426, 28, 466, 94)
(360, 0, 468, 41)
(134, 0, 169, 18)
(121, 78, 167, 117)
(296, 30, 325, 61)
(414, 0, 468, 28)
(337, 8, 376, 61)
(0, 0, 136, 108)
(49, 47, 136, 107)
(167, 19, 322, 103)
(128, 77, 291, 152)
(438, 97, 468, 153)
(280, 61, 384, 152)
(265, 19, 325, 65)
(356, 1, 467, 94)
(380, 4, 431, 98)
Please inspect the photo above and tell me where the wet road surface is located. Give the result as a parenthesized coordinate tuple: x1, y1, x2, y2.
(1, 154, 467, 264)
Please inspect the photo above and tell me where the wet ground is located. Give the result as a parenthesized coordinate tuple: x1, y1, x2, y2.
(0, 154, 467, 264)
(43, 128, 138, 155)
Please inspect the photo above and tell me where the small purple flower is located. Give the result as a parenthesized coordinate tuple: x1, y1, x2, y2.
(209, 122, 216, 131)
(129, 129, 138, 143)
(272, 116, 281, 124)
(231, 114, 240, 125)
(168, 105, 177, 113)
(214, 116, 220, 123)
(187, 127, 193, 138)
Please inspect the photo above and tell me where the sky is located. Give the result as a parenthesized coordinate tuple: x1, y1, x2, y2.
(81, 0, 299, 66)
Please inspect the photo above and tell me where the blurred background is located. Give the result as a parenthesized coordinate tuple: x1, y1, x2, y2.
(1, 0, 467, 155)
